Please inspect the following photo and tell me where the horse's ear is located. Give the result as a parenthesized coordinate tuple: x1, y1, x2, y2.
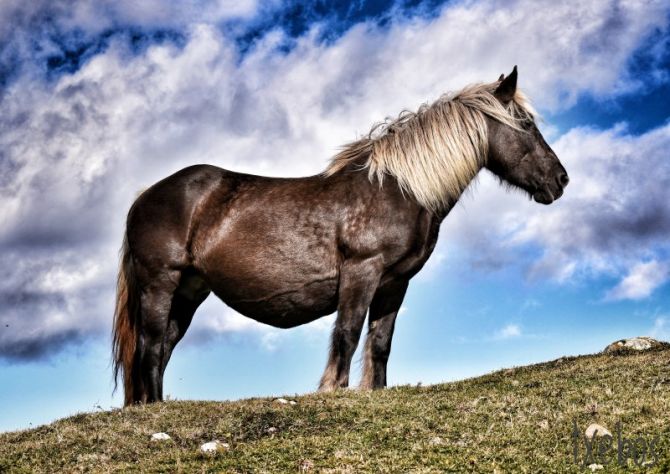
(498, 73, 505, 81)
(494, 65, 517, 103)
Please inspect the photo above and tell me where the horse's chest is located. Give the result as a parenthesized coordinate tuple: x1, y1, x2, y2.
(382, 217, 440, 280)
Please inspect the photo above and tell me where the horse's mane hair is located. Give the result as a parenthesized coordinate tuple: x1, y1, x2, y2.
(323, 81, 536, 212)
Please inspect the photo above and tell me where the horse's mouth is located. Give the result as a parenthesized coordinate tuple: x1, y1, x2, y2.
(533, 185, 564, 205)
(533, 190, 553, 204)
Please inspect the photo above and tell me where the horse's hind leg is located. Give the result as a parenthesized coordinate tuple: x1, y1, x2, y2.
(160, 271, 210, 381)
(319, 257, 383, 391)
(137, 273, 179, 403)
(360, 279, 409, 390)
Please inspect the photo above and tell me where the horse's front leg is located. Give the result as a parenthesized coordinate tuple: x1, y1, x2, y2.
(319, 256, 383, 391)
(360, 279, 409, 390)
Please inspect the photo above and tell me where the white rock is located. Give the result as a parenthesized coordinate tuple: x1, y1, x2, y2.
(274, 398, 297, 405)
(267, 427, 278, 434)
(429, 436, 443, 446)
(603, 336, 663, 353)
(150, 432, 171, 441)
(585, 423, 612, 438)
(200, 440, 230, 453)
(624, 337, 653, 350)
(588, 463, 603, 471)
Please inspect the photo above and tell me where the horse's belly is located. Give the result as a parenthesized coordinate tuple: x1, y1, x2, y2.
(212, 275, 338, 328)
(193, 197, 342, 327)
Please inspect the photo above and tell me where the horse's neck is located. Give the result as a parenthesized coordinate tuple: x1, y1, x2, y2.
(332, 150, 478, 223)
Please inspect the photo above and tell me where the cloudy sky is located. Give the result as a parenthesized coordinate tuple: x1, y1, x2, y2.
(1, 0, 669, 432)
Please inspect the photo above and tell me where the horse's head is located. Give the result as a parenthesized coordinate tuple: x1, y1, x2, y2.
(485, 67, 569, 204)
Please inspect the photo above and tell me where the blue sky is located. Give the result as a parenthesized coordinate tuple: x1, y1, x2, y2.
(0, 0, 669, 432)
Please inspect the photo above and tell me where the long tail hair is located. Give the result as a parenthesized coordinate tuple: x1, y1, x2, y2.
(112, 232, 142, 406)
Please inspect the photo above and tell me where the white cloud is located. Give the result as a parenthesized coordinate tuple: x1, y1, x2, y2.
(0, 0, 259, 40)
(1, 0, 668, 358)
(494, 323, 522, 340)
(0, 250, 115, 359)
(606, 261, 669, 301)
(35, 261, 102, 293)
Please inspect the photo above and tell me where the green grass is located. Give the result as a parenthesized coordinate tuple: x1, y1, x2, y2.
(2, 347, 670, 473)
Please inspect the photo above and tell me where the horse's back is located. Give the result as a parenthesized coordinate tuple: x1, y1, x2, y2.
(126, 163, 330, 262)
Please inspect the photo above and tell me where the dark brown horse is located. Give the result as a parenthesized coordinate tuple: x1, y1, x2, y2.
(113, 67, 568, 405)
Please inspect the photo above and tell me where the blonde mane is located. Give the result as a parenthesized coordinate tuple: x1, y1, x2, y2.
(324, 82, 536, 212)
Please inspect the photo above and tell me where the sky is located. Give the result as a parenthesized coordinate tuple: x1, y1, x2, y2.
(0, 0, 669, 432)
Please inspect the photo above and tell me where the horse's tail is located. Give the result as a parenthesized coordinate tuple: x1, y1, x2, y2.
(112, 232, 142, 406)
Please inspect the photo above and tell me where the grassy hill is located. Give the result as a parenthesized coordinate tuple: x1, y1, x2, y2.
(1, 347, 670, 473)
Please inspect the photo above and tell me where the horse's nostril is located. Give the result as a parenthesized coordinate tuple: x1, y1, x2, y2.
(559, 173, 570, 187)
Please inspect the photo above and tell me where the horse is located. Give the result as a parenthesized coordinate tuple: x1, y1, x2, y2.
(112, 66, 569, 405)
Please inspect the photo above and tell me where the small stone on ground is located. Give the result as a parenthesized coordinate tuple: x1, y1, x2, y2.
(200, 440, 230, 453)
(585, 423, 612, 438)
(150, 432, 171, 441)
(274, 398, 297, 405)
